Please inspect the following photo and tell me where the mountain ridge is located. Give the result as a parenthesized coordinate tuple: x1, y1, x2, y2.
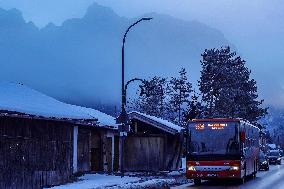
(0, 2, 231, 109)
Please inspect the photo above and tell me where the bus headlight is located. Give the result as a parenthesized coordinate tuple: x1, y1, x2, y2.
(188, 166, 196, 171)
(230, 166, 239, 171)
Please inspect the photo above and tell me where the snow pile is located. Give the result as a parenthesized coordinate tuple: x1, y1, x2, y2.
(0, 82, 116, 127)
(46, 173, 190, 189)
(47, 174, 178, 189)
(130, 111, 183, 132)
(47, 174, 140, 189)
(115, 179, 176, 189)
(167, 171, 183, 176)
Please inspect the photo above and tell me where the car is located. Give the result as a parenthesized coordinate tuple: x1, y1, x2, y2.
(259, 151, 269, 171)
(268, 144, 277, 151)
(267, 150, 282, 165)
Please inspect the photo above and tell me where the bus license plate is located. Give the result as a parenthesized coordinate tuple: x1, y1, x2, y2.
(207, 173, 218, 177)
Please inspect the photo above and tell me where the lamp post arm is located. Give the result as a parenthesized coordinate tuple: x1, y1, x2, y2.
(121, 17, 153, 110)
(124, 78, 145, 105)
(125, 78, 145, 91)
(122, 18, 153, 46)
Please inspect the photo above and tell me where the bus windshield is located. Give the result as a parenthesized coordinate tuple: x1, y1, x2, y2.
(188, 121, 240, 156)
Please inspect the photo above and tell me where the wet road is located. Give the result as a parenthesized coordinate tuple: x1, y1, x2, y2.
(173, 164, 284, 189)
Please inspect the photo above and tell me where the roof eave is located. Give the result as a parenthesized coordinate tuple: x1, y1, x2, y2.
(129, 112, 180, 135)
(0, 110, 102, 128)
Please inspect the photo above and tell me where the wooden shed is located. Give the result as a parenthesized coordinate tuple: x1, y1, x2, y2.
(0, 82, 117, 189)
(75, 124, 118, 174)
(124, 111, 184, 172)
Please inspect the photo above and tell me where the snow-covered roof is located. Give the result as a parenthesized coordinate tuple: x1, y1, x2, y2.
(0, 82, 116, 127)
(128, 111, 183, 135)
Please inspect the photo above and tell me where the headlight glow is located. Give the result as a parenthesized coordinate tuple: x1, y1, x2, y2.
(262, 161, 268, 164)
(188, 166, 196, 171)
(230, 166, 239, 171)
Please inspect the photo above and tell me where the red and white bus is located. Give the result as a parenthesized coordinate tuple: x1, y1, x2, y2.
(186, 118, 260, 185)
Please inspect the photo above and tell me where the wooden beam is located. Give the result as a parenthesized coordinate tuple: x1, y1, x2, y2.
(73, 126, 78, 173)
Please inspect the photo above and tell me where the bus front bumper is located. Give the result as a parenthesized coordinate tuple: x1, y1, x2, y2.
(187, 170, 241, 179)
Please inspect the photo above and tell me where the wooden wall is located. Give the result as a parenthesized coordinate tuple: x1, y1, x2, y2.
(124, 135, 165, 171)
(0, 116, 73, 189)
(113, 136, 120, 172)
(90, 130, 103, 172)
(104, 137, 113, 173)
(78, 128, 115, 173)
(77, 128, 91, 172)
(164, 134, 182, 170)
(124, 119, 182, 172)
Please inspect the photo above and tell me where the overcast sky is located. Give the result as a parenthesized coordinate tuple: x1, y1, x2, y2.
(1, 0, 283, 34)
(0, 0, 283, 106)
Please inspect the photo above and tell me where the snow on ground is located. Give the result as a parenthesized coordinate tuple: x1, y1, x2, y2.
(47, 174, 140, 189)
(47, 174, 184, 189)
(118, 178, 176, 189)
(130, 111, 184, 132)
(0, 82, 116, 127)
(167, 171, 184, 176)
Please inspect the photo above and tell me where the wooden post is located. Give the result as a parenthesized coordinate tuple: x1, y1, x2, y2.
(111, 135, 115, 172)
(73, 126, 78, 173)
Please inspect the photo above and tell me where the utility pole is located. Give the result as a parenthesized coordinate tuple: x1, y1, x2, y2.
(179, 88, 181, 125)
(116, 17, 152, 177)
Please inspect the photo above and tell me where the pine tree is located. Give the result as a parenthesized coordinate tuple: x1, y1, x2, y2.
(167, 68, 193, 125)
(199, 46, 267, 123)
(183, 90, 203, 121)
(130, 76, 167, 118)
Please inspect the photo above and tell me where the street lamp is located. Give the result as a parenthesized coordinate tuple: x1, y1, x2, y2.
(117, 17, 152, 177)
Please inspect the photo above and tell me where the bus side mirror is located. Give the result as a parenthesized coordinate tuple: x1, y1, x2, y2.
(240, 131, 246, 143)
